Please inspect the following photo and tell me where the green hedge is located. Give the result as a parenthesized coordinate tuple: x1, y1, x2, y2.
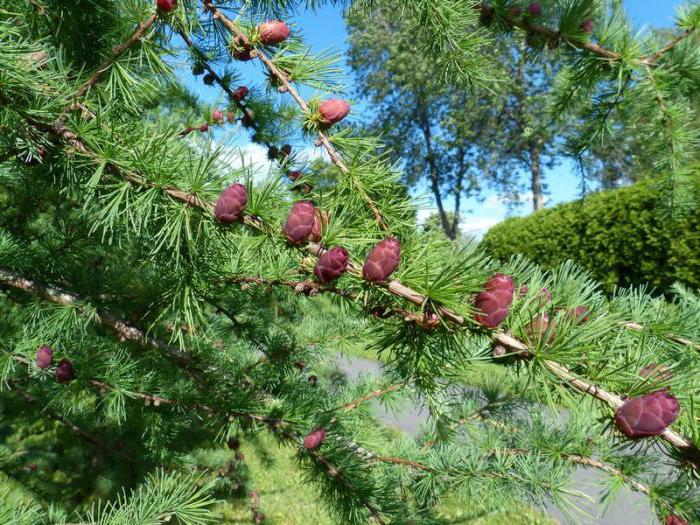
(480, 179, 700, 294)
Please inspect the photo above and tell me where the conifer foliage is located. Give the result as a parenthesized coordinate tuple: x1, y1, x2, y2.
(0, 0, 698, 524)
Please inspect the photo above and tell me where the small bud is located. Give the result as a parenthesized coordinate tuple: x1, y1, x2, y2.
(511, 5, 522, 17)
(473, 273, 515, 328)
(526, 2, 541, 16)
(294, 361, 305, 371)
(227, 436, 241, 450)
(212, 109, 224, 123)
(267, 146, 279, 160)
(614, 390, 680, 438)
(303, 428, 325, 450)
(318, 99, 350, 127)
(192, 63, 204, 76)
(199, 123, 209, 132)
(308, 375, 318, 386)
(280, 144, 292, 157)
(35, 345, 53, 369)
(27, 463, 37, 472)
(640, 364, 673, 382)
(226, 111, 236, 123)
(214, 183, 248, 224)
(362, 238, 401, 282)
(55, 359, 74, 384)
(665, 516, 689, 525)
(492, 345, 507, 358)
(203, 73, 215, 85)
(156, 0, 177, 12)
(524, 314, 555, 344)
(314, 247, 349, 283)
(231, 38, 254, 61)
(581, 18, 594, 33)
(258, 20, 291, 45)
(283, 201, 316, 244)
(233, 86, 249, 101)
(288, 170, 302, 182)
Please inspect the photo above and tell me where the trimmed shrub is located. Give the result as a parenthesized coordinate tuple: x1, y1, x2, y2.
(480, 178, 700, 294)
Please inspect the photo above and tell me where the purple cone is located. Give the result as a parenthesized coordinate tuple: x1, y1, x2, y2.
(303, 428, 325, 450)
(614, 390, 680, 438)
(55, 358, 74, 384)
(214, 183, 248, 224)
(35, 345, 53, 369)
(362, 238, 401, 282)
(314, 247, 349, 283)
(283, 201, 316, 244)
(473, 273, 515, 328)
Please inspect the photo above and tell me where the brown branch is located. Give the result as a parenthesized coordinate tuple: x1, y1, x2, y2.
(8, 383, 139, 464)
(624, 321, 700, 351)
(202, 1, 389, 231)
(0, 267, 193, 366)
(641, 28, 696, 65)
(68, 13, 159, 105)
(339, 384, 403, 412)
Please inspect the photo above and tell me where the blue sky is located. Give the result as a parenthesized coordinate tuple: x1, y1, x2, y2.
(184, 0, 683, 237)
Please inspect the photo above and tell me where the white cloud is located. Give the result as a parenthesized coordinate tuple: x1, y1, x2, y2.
(459, 216, 502, 239)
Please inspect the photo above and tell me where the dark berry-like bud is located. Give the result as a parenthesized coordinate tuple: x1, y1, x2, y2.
(203, 73, 215, 85)
(640, 364, 673, 382)
(267, 146, 279, 160)
(28, 463, 37, 472)
(227, 436, 241, 450)
(308, 374, 318, 386)
(303, 428, 325, 450)
(294, 361, 305, 371)
(233, 86, 249, 101)
(289, 170, 302, 182)
(314, 247, 349, 283)
(283, 201, 316, 244)
(362, 238, 401, 282)
(212, 109, 224, 123)
(280, 144, 292, 157)
(473, 273, 515, 328)
(318, 99, 350, 126)
(614, 390, 680, 438)
(35, 345, 53, 369)
(55, 359, 74, 384)
(156, 0, 177, 12)
(665, 516, 689, 525)
(227, 111, 236, 123)
(192, 63, 204, 76)
(527, 2, 541, 16)
(511, 5, 522, 17)
(258, 21, 291, 45)
(581, 18, 594, 33)
(214, 183, 248, 224)
(199, 123, 209, 132)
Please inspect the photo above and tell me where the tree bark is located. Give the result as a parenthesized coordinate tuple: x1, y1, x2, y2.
(529, 142, 544, 212)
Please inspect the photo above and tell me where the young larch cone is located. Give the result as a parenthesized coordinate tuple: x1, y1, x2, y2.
(212, 109, 224, 123)
(614, 390, 680, 438)
(362, 238, 401, 282)
(303, 428, 325, 450)
(665, 516, 689, 525)
(314, 247, 349, 283)
(55, 359, 75, 384)
(199, 123, 209, 132)
(227, 436, 241, 450)
(35, 345, 53, 369)
(308, 210, 328, 242)
(473, 273, 515, 328)
(581, 18, 594, 33)
(157, 0, 177, 12)
(214, 184, 248, 224)
(283, 201, 316, 244)
(526, 2, 541, 16)
(289, 170, 302, 182)
(233, 86, 249, 101)
(318, 99, 350, 126)
(258, 21, 291, 45)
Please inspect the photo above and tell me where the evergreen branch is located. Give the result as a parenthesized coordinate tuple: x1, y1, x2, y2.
(68, 11, 160, 106)
(642, 28, 697, 65)
(202, 1, 390, 231)
(176, 28, 261, 139)
(338, 383, 403, 412)
(624, 321, 700, 351)
(0, 267, 194, 366)
(7, 382, 140, 464)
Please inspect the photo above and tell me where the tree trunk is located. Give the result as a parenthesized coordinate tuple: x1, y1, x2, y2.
(530, 143, 544, 212)
(418, 113, 453, 239)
